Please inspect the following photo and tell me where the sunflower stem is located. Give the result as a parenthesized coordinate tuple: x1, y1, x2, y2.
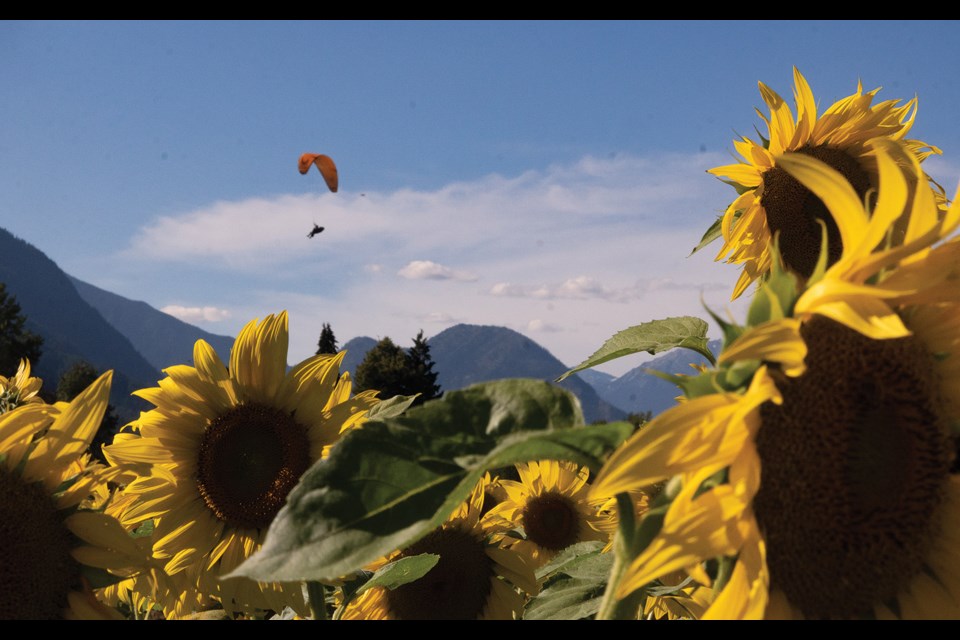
(597, 492, 641, 620)
(306, 581, 329, 620)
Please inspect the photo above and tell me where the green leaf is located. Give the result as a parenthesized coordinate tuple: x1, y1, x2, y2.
(523, 577, 607, 620)
(689, 215, 724, 257)
(535, 541, 608, 582)
(703, 303, 745, 352)
(767, 241, 801, 315)
(524, 543, 613, 620)
(228, 379, 631, 584)
(364, 394, 419, 420)
(131, 519, 154, 539)
(558, 317, 713, 381)
(669, 369, 725, 400)
(391, 378, 585, 439)
(646, 575, 693, 597)
(356, 554, 440, 594)
(745, 284, 778, 327)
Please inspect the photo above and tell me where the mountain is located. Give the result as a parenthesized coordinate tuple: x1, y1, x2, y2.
(340, 324, 626, 424)
(69, 276, 235, 372)
(0, 224, 716, 425)
(594, 339, 723, 416)
(340, 336, 377, 377)
(0, 227, 159, 419)
(576, 368, 617, 394)
(339, 327, 723, 420)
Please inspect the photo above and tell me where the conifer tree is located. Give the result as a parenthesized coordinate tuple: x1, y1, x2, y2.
(354, 332, 443, 404)
(405, 329, 441, 405)
(0, 282, 43, 376)
(353, 337, 409, 399)
(316, 322, 338, 355)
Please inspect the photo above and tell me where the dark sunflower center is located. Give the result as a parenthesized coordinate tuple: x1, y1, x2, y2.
(521, 491, 580, 551)
(0, 469, 80, 619)
(480, 489, 501, 518)
(196, 402, 311, 530)
(753, 316, 952, 619)
(760, 145, 872, 279)
(384, 527, 495, 620)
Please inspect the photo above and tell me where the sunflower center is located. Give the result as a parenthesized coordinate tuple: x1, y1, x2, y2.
(0, 469, 80, 619)
(384, 527, 495, 620)
(521, 491, 580, 551)
(760, 145, 872, 279)
(753, 316, 952, 618)
(196, 402, 311, 530)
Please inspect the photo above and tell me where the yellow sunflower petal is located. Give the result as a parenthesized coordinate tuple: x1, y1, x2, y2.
(193, 339, 238, 406)
(790, 67, 816, 147)
(797, 294, 908, 340)
(616, 475, 753, 599)
(758, 81, 795, 155)
(0, 403, 51, 462)
(592, 367, 778, 500)
(707, 162, 763, 187)
(24, 371, 111, 485)
(718, 318, 806, 377)
(701, 524, 768, 620)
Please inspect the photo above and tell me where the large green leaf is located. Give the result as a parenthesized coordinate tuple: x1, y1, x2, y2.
(534, 541, 609, 582)
(557, 317, 713, 381)
(229, 379, 632, 584)
(524, 541, 612, 620)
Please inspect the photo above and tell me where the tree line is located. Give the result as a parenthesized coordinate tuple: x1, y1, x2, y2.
(0, 282, 120, 459)
(316, 322, 441, 406)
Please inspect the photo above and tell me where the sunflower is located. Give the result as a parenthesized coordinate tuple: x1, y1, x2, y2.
(341, 475, 538, 620)
(102, 312, 380, 617)
(590, 145, 960, 619)
(707, 67, 943, 299)
(0, 358, 43, 414)
(89, 470, 209, 620)
(482, 460, 619, 570)
(592, 488, 650, 554)
(0, 370, 154, 619)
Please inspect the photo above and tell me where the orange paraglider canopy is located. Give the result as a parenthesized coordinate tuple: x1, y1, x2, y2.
(299, 153, 339, 193)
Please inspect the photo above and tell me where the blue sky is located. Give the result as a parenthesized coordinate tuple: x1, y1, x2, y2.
(2, 20, 959, 376)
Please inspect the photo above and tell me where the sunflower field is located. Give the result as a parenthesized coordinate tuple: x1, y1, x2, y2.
(3, 67, 960, 620)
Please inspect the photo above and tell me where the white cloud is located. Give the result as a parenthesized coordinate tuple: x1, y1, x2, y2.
(397, 260, 477, 281)
(527, 319, 563, 332)
(419, 312, 464, 324)
(118, 151, 748, 376)
(123, 151, 730, 271)
(161, 305, 232, 323)
(489, 275, 727, 302)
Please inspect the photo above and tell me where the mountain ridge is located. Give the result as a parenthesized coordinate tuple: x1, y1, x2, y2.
(2, 224, 716, 424)
(0, 227, 158, 418)
(68, 276, 235, 373)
